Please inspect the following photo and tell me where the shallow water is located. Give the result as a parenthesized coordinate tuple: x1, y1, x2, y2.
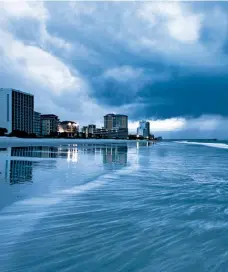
(1, 141, 228, 271)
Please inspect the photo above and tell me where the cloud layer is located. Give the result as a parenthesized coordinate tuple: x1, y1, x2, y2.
(1, 1, 228, 137)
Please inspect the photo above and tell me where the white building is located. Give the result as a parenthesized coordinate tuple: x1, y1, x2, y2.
(137, 120, 150, 138)
(0, 88, 34, 134)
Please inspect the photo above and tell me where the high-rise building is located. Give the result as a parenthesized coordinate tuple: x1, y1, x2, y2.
(94, 114, 128, 139)
(137, 120, 150, 138)
(33, 111, 41, 136)
(104, 114, 128, 130)
(40, 114, 59, 136)
(0, 88, 34, 133)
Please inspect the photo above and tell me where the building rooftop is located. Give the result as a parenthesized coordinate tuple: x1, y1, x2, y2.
(104, 114, 128, 117)
(60, 121, 77, 124)
(0, 88, 34, 97)
(40, 114, 59, 118)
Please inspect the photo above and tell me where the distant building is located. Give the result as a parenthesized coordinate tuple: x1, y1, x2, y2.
(88, 124, 96, 134)
(102, 114, 128, 138)
(104, 114, 128, 130)
(33, 111, 41, 136)
(58, 121, 79, 137)
(0, 88, 34, 133)
(103, 145, 128, 166)
(137, 121, 150, 138)
(40, 114, 59, 136)
(93, 128, 128, 139)
(81, 126, 88, 134)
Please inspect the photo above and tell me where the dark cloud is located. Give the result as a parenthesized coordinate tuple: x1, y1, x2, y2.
(1, 1, 228, 137)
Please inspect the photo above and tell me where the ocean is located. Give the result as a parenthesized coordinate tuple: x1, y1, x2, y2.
(0, 140, 228, 272)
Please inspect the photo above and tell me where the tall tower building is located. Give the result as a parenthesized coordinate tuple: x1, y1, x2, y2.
(137, 121, 150, 138)
(102, 114, 128, 139)
(0, 88, 34, 133)
(104, 114, 128, 130)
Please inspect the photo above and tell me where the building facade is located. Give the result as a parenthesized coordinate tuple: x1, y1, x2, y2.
(137, 121, 150, 138)
(82, 126, 88, 134)
(103, 114, 128, 138)
(40, 114, 59, 136)
(0, 88, 34, 134)
(33, 111, 41, 136)
(88, 124, 96, 134)
(58, 121, 79, 137)
(93, 128, 128, 139)
(104, 114, 128, 130)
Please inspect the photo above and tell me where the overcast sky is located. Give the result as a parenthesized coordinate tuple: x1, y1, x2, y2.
(1, 1, 228, 138)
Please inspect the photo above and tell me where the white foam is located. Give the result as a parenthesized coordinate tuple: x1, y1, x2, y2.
(175, 141, 228, 150)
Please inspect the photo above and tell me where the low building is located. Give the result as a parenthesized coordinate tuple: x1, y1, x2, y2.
(58, 121, 79, 137)
(33, 111, 41, 136)
(93, 128, 128, 139)
(40, 114, 59, 136)
(81, 126, 88, 134)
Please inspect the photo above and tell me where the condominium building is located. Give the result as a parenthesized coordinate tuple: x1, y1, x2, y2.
(40, 114, 59, 136)
(103, 114, 128, 138)
(137, 120, 150, 138)
(0, 88, 34, 133)
(33, 111, 41, 136)
(104, 114, 128, 130)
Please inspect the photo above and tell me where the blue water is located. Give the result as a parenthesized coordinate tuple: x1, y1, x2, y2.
(1, 140, 228, 271)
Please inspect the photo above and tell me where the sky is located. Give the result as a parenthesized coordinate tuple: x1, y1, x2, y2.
(1, 1, 228, 138)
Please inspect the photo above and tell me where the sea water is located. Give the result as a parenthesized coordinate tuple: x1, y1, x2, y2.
(1, 140, 228, 271)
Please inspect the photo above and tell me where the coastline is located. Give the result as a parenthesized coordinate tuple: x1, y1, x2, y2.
(0, 137, 158, 148)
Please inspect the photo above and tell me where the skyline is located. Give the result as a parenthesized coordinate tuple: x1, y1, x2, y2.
(1, 1, 228, 138)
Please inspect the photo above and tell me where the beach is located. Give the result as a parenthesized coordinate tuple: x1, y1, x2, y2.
(1, 139, 228, 271)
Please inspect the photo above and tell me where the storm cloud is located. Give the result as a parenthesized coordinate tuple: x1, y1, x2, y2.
(1, 1, 228, 138)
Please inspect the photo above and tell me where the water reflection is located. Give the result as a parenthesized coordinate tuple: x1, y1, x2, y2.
(0, 144, 129, 185)
(102, 145, 127, 165)
(0, 146, 60, 185)
(11, 146, 59, 158)
(136, 141, 154, 149)
(7, 160, 33, 184)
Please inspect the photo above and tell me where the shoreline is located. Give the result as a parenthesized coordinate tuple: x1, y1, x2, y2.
(0, 137, 158, 148)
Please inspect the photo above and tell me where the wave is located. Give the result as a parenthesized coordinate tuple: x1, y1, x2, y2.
(0, 161, 138, 257)
(175, 141, 228, 149)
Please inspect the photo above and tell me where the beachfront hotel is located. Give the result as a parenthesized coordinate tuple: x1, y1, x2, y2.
(92, 114, 128, 139)
(104, 114, 128, 131)
(0, 88, 34, 134)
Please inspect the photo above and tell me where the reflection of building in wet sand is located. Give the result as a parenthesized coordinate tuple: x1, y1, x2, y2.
(102, 145, 128, 165)
(11, 146, 59, 158)
(0, 146, 59, 185)
(76, 144, 128, 165)
(7, 160, 33, 184)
